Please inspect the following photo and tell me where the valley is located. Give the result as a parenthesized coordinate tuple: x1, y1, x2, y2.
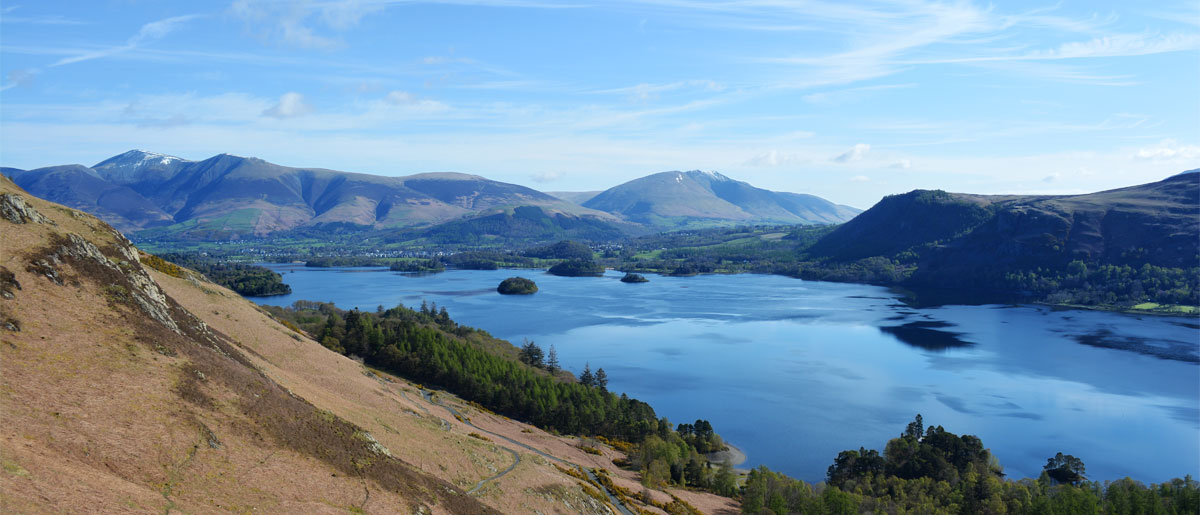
(3, 162, 1199, 513)
(5, 0, 1198, 512)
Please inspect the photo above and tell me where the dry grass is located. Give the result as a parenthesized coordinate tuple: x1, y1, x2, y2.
(0, 179, 496, 514)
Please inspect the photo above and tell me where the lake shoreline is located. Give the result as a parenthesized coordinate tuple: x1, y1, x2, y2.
(706, 442, 748, 472)
(273, 263, 1200, 318)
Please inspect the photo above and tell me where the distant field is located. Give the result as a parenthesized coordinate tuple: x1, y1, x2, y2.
(1131, 302, 1199, 314)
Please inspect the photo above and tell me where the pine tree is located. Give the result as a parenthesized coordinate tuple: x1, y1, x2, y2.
(579, 363, 594, 386)
(519, 338, 544, 367)
(546, 344, 560, 374)
(595, 367, 608, 391)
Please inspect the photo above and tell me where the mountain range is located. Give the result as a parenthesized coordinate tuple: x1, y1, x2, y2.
(2, 151, 860, 240)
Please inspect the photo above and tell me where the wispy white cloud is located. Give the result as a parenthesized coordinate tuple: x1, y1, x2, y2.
(1, 14, 88, 25)
(0, 69, 37, 92)
(229, 0, 383, 50)
(833, 143, 870, 163)
(448, 80, 547, 91)
(593, 80, 725, 102)
(802, 83, 916, 105)
(1134, 139, 1200, 162)
(49, 15, 199, 67)
(0, 5, 86, 25)
(912, 32, 1200, 65)
(529, 171, 561, 183)
(381, 90, 449, 112)
(760, 1, 997, 87)
(745, 150, 808, 167)
(1143, 6, 1200, 28)
(262, 92, 314, 118)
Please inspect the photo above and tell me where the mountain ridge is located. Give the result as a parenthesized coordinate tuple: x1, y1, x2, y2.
(804, 171, 1200, 298)
(5, 151, 615, 238)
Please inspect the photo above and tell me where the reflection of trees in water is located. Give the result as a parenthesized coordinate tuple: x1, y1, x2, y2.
(879, 321, 973, 351)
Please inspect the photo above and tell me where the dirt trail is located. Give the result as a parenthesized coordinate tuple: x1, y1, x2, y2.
(467, 445, 520, 495)
(420, 389, 636, 515)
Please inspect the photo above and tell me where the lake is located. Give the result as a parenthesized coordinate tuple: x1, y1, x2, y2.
(252, 265, 1200, 483)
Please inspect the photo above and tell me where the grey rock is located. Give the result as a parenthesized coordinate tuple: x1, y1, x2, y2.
(0, 193, 54, 225)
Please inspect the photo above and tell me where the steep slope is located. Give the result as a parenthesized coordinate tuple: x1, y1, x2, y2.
(913, 170, 1200, 286)
(804, 189, 994, 261)
(0, 176, 739, 514)
(806, 171, 1200, 291)
(0, 176, 495, 514)
(584, 170, 859, 228)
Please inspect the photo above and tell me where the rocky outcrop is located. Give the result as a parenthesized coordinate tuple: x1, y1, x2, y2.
(0, 193, 54, 225)
(34, 232, 180, 333)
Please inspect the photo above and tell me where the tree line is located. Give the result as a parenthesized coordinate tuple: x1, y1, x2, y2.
(158, 253, 291, 296)
(741, 415, 1199, 514)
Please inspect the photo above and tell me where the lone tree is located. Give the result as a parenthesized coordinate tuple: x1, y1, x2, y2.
(519, 339, 544, 368)
(546, 344, 560, 374)
(1044, 452, 1086, 485)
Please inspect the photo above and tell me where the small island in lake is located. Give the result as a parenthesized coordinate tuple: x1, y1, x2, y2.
(497, 277, 538, 294)
(389, 259, 445, 273)
(547, 259, 605, 277)
(621, 273, 649, 283)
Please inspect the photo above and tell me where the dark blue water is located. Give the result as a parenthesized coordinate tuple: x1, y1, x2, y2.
(253, 266, 1200, 483)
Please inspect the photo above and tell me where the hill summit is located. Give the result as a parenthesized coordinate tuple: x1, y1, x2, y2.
(583, 170, 860, 228)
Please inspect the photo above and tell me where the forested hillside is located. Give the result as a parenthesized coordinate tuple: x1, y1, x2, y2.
(263, 300, 738, 497)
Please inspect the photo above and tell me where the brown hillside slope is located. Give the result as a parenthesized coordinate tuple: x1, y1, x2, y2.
(0, 176, 494, 514)
(0, 175, 738, 514)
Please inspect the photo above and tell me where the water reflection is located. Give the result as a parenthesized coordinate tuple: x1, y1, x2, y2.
(879, 321, 974, 351)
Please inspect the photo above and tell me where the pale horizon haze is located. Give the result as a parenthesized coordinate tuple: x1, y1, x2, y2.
(1, 0, 1198, 209)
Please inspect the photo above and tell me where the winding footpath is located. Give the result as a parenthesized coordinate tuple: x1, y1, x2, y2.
(419, 389, 637, 515)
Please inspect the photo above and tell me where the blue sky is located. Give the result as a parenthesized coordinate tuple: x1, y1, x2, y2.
(1, 0, 1197, 208)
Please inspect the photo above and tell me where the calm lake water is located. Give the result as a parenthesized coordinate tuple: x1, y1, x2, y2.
(252, 266, 1200, 483)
